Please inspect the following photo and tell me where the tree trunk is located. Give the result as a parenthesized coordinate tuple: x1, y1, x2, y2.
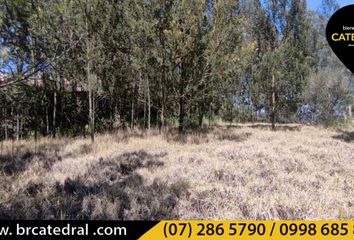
(3, 106, 7, 141)
(159, 102, 164, 132)
(34, 116, 38, 141)
(85, 16, 96, 143)
(160, 103, 164, 125)
(198, 104, 204, 128)
(208, 104, 212, 128)
(86, 31, 95, 143)
(4, 122, 7, 141)
(178, 86, 185, 134)
(130, 97, 135, 129)
(130, 81, 138, 130)
(53, 84, 57, 138)
(20, 117, 23, 140)
(16, 108, 19, 141)
(147, 79, 151, 133)
(143, 94, 146, 128)
(271, 74, 276, 130)
(11, 136, 14, 162)
(348, 104, 352, 121)
(158, 78, 166, 132)
(158, 26, 166, 133)
(89, 89, 95, 143)
(46, 106, 49, 136)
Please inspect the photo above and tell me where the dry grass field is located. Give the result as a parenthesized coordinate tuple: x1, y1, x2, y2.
(0, 124, 353, 220)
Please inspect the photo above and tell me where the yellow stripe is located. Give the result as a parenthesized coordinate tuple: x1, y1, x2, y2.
(140, 221, 354, 240)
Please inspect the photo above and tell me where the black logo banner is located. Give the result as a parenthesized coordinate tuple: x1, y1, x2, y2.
(0, 221, 159, 240)
(326, 4, 354, 74)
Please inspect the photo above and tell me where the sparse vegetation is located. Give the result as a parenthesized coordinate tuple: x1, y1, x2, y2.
(0, 124, 353, 220)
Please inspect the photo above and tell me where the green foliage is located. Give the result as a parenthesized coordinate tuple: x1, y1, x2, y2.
(0, 0, 352, 140)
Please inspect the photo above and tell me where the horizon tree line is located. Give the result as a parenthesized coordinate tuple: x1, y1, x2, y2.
(0, 0, 352, 143)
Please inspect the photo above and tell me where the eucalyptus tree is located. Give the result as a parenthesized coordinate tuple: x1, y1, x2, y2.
(251, 0, 310, 129)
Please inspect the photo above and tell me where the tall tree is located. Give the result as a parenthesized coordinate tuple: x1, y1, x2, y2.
(252, 0, 310, 129)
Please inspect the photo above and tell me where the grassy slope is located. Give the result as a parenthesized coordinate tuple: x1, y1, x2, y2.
(0, 124, 353, 220)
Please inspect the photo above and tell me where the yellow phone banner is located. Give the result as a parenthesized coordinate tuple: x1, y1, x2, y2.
(140, 221, 354, 240)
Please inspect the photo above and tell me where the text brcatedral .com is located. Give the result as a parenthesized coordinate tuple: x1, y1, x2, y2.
(0, 224, 127, 236)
